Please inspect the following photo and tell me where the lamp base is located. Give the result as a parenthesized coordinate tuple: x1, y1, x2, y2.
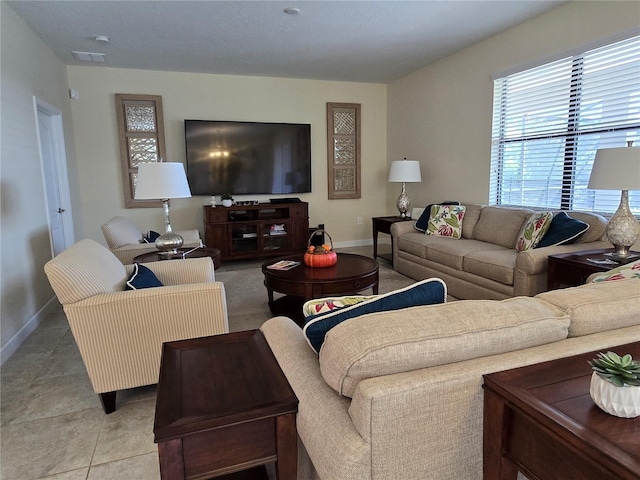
(396, 183, 411, 219)
(605, 190, 640, 262)
(155, 231, 184, 256)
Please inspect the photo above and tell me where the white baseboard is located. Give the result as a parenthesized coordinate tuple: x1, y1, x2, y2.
(333, 239, 372, 249)
(1, 297, 59, 365)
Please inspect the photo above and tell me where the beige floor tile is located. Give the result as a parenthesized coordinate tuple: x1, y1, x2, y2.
(0, 408, 103, 479)
(36, 468, 90, 479)
(2, 372, 98, 425)
(92, 398, 157, 465)
(87, 452, 160, 480)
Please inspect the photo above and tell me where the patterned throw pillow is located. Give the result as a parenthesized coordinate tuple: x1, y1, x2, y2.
(515, 212, 553, 251)
(303, 295, 375, 317)
(589, 260, 640, 283)
(414, 201, 461, 232)
(426, 205, 466, 238)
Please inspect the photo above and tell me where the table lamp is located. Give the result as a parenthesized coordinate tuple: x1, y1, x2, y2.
(588, 142, 640, 261)
(389, 158, 422, 218)
(135, 162, 192, 257)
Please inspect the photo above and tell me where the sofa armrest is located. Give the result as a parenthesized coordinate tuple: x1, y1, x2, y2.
(390, 220, 417, 238)
(111, 243, 159, 264)
(64, 282, 228, 393)
(515, 240, 611, 275)
(127, 257, 216, 284)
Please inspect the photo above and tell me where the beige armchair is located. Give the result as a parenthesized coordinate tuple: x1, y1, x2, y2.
(101, 216, 203, 264)
(44, 239, 228, 413)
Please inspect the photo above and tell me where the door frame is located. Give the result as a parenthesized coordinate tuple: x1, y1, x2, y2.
(33, 96, 75, 254)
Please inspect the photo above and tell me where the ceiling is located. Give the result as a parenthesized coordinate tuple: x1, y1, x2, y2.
(7, 0, 567, 84)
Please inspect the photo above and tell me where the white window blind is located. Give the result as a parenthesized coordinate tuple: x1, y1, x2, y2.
(489, 35, 640, 214)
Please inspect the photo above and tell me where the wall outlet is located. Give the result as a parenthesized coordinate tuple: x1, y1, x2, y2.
(357, 217, 363, 225)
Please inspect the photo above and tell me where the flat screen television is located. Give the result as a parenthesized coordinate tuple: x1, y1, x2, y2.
(184, 120, 311, 196)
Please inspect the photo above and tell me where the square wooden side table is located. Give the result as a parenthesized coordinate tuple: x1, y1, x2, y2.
(372, 216, 413, 265)
(483, 341, 640, 480)
(547, 248, 640, 290)
(154, 330, 298, 480)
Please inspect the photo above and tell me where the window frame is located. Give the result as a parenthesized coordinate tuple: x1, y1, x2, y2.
(489, 35, 640, 214)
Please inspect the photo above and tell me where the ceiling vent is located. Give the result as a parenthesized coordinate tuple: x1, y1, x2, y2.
(72, 51, 106, 62)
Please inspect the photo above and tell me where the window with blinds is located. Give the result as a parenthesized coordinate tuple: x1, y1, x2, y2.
(489, 34, 640, 214)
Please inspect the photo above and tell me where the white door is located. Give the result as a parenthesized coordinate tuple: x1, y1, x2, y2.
(35, 98, 74, 255)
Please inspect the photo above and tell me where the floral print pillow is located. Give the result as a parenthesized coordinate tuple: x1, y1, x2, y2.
(516, 212, 553, 251)
(590, 260, 640, 283)
(303, 295, 375, 317)
(426, 205, 466, 238)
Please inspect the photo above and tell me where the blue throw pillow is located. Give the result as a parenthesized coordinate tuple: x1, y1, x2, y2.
(303, 278, 447, 354)
(126, 263, 164, 290)
(535, 211, 589, 248)
(414, 201, 461, 232)
(144, 230, 161, 243)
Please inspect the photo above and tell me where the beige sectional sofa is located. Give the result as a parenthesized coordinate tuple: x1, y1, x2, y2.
(391, 205, 610, 300)
(261, 279, 640, 480)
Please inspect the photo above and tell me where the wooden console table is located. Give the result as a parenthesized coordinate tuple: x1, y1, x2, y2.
(154, 330, 298, 480)
(483, 342, 640, 480)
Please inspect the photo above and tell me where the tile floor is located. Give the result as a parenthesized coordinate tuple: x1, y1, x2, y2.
(0, 246, 404, 479)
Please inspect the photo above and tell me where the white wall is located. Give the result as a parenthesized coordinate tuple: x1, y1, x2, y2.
(66, 67, 388, 246)
(387, 1, 640, 210)
(0, 3, 78, 360)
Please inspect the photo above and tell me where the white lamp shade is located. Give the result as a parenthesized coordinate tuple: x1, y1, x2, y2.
(389, 160, 422, 183)
(135, 162, 192, 200)
(588, 147, 640, 191)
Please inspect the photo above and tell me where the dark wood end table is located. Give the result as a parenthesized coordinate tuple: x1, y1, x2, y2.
(547, 248, 639, 290)
(133, 246, 221, 269)
(154, 330, 298, 480)
(372, 216, 413, 265)
(483, 341, 640, 480)
(262, 253, 379, 324)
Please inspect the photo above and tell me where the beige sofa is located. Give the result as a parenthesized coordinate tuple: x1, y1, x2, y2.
(261, 279, 640, 480)
(391, 204, 610, 300)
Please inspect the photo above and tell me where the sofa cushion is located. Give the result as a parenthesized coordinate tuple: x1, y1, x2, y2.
(319, 296, 570, 397)
(397, 232, 430, 259)
(536, 280, 640, 338)
(43, 239, 127, 305)
(426, 205, 466, 238)
(414, 201, 460, 232)
(303, 278, 447, 354)
(536, 212, 589, 248)
(424, 238, 503, 271)
(472, 206, 532, 249)
(101, 216, 144, 249)
(461, 204, 484, 239)
(463, 247, 518, 285)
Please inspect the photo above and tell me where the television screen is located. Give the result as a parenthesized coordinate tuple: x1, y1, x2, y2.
(184, 120, 311, 196)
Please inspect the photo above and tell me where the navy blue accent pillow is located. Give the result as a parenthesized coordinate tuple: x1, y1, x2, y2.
(535, 211, 589, 248)
(144, 230, 161, 243)
(303, 278, 447, 354)
(126, 264, 164, 290)
(414, 201, 461, 232)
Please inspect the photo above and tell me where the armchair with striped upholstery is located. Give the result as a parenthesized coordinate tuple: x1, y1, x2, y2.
(44, 239, 228, 413)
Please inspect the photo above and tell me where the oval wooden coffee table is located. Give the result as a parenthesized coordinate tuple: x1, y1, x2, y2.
(262, 253, 379, 324)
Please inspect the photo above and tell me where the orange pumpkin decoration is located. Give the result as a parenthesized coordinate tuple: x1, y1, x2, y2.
(304, 230, 337, 267)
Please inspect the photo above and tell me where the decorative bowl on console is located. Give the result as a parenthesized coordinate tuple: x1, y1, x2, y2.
(589, 351, 640, 418)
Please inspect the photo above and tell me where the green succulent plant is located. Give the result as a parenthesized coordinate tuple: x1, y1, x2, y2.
(589, 351, 640, 387)
(220, 193, 233, 200)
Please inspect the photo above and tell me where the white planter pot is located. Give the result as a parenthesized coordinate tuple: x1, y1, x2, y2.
(222, 199, 233, 207)
(590, 372, 640, 418)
